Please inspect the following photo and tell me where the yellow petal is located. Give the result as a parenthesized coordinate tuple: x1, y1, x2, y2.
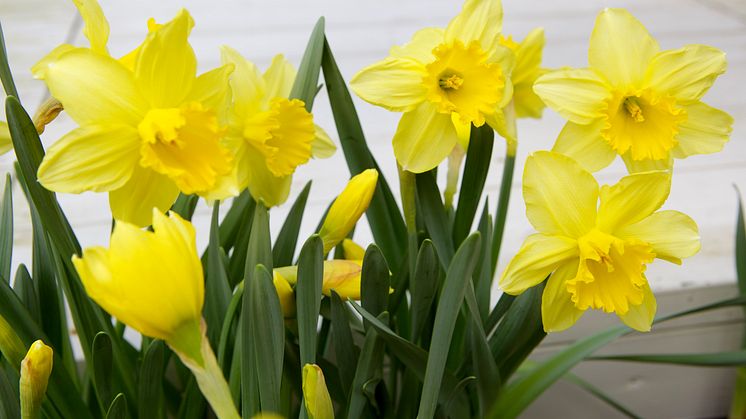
(646, 45, 726, 103)
(618, 280, 656, 332)
(393, 103, 459, 173)
(246, 152, 293, 208)
(311, 124, 336, 159)
(263, 54, 296, 103)
(445, 0, 503, 52)
(621, 153, 673, 174)
(185, 64, 234, 123)
(589, 8, 659, 87)
(485, 105, 516, 145)
(390, 27, 444, 64)
(523, 151, 598, 238)
(672, 101, 733, 158)
(533, 68, 610, 124)
(135, 9, 196, 107)
(552, 121, 616, 172)
(597, 171, 671, 234)
(499, 233, 578, 295)
(319, 169, 378, 254)
(38, 48, 147, 126)
(350, 57, 427, 112)
(73, 210, 204, 342)
(541, 260, 584, 332)
(322, 260, 363, 300)
(31, 44, 77, 80)
(511, 28, 546, 118)
(109, 166, 180, 227)
(0, 121, 12, 155)
(273, 271, 296, 318)
(221, 45, 266, 116)
(38, 124, 140, 193)
(261, 99, 315, 177)
(72, 0, 109, 54)
(451, 113, 471, 150)
(342, 239, 366, 260)
(302, 364, 334, 419)
(616, 210, 700, 264)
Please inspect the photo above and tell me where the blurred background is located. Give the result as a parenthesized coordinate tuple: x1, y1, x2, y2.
(1, 0, 745, 417)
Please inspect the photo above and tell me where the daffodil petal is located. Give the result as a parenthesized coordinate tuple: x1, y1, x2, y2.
(523, 151, 598, 238)
(451, 113, 471, 150)
(72, 0, 109, 54)
(31, 44, 77, 79)
(598, 171, 671, 233)
(135, 9, 196, 107)
(620, 153, 673, 174)
(445, 0, 502, 51)
(672, 102, 733, 158)
(589, 8, 659, 87)
(393, 103, 459, 173)
(616, 210, 700, 264)
(221, 45, 265, 116)
(263, 54, 296, 104)
(542, 260, 584, 333)
(485, 106, 516, 144)
(350, 57, 427, 112)
(38, 124, 140, 193)
(311, 124, 336, 159)
(533, 69, 611, 124)
(186, 64, 234, 122)
(512, 28, 545, 86)
(619, 281, 656, 332)
(40, 48, 147, 125)
(499, 233, 578, 295)
(647, 45, 726, 103)
(109, 166, 180, 227)
(552, 121, 616, 172)
(390, 27, 444, 64)
(0, 122, 11, 155)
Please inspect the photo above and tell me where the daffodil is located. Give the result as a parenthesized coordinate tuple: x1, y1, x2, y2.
(73, 210, 239, 419)
(350, 0, 515, 173)
(275, 260, 364, 301)
(20, 340, 53, 419)
(208, 47, 336, 206)
(33, 9, 234, 227)
(534, 8, 732, 173)
(499, 28, 546, 119)
(0, 122, 11, 156)
(318, 169, 378, 254)
(302, 364, 334, 419)
(499, 152, 700, 332)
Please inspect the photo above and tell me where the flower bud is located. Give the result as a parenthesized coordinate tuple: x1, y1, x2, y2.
(341, 239, 365, 260)
(20, 340, 53, 419)
(302, 364, 334, 419)
(318, 169, 378, 254)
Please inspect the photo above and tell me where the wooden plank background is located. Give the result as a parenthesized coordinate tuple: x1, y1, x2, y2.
(1, 0, 745, 417)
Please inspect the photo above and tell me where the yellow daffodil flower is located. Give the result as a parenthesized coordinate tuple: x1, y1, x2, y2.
(275, 259, 364, 301)
(273, 270, 297, 318)
(341, 238, 366, 260)
(33, 9, 234, 227)
(499, 28, 546, 119)
(208, 47, 336, 206)
(350, 0, 515, 173)
(73, 210, 238, 419)
(318, 169, 378, 254)
(534, 8, 732, 173)
(500, 152, 700, 332)
(0, 122, 11, 156)
(302, 364, 334, 419)
(20, 340, 53, 419)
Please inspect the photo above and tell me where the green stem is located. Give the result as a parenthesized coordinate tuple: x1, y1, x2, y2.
(175, 329, 240, 419)
(489, 144, 516, 275)
(398, 165, 418, 281)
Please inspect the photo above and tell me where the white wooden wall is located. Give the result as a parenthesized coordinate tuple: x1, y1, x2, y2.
(1, 0, 745, 417)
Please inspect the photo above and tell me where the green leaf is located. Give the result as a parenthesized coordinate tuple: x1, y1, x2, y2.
(296, 235, 324, 367)
(219, 190, 254, 251)
(106, 394, 130, 419)
(290, 17, 325, 110)
(416, 171, 454, 268)
(732, 192, 746, 418)
(204, 203, 231, 347)
(417, 233, 481, 419)
(321, 38, 407, 269)
(250, 264, 285, 413)
(410, 240, 438, 343)
(241, 203, 272, 417)
(0, 173, 12, 282)
(591, 351, 746, 366)
(474, 203, 493, 322)
(0, 22, 19, 98)
(273, 181, 311, 266)
(361, 244, 390, 325)
(138, 340, 166, 419)
(91, 333, 115, 413)
(347, 314, 386, 419)
(170, 193, 198, 221)
(0, 364, 20, 419)
(13, 265, 39, 324)
(227, 195, 257, 285)
(490, 153, 516, 274)
(329, 291, 360, 397)
(561, 373, 641, 419)
(218, 281, 243, 369)
(452, 125, 493, 246)
(485, 293, 515, 336)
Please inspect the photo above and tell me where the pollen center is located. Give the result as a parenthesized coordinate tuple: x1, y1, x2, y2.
(601, 90, 687, 161)
(423, 40, 505, 127)
(566, 230, 654, 315)
(138, 102, 231, 194)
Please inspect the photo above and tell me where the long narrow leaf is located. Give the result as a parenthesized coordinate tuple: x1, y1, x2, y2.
(0, 22, 19, 98)
(138, 341, 166, 419)
(296, 235, 324, 367)
(0, 174, 12, 282)
(591, 351, 746, 366)
(416, 171, 455, 268)
(452, 125, 493, 246)
(330, 291, 360, 398)
(204, 203, 231, 347)
(273, 181, 311, 266)
(290, 18, 325, 110)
